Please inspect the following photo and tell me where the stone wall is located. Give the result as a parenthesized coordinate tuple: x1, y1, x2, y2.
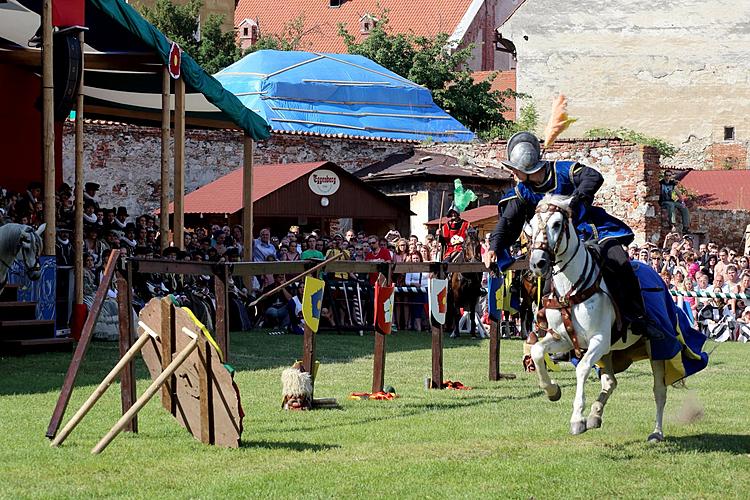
(500, 0, 750, 169)
(689, 209, 750, 252)
(425, 138, 664, 245)
(61, 122, 411, 217)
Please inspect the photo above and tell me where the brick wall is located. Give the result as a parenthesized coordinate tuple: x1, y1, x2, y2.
(708, 142, 748, 170)
(61, 122, 412, 217)
(690, 209, 750, 251)
(424, 138, 664, 246)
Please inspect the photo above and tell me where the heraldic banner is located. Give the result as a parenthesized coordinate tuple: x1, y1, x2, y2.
(428, 278, 448, 325)
(487, 271, 517, 320)
(302, 276, 325, 333)
(374, 281, 395, 335)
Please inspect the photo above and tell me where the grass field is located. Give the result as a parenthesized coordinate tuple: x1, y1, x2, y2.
(1, 330, 749, 499)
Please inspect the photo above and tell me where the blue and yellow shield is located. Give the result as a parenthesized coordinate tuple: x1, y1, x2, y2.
(302, 276, 325, 333)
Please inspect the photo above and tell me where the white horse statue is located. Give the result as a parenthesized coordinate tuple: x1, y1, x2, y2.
(0, 223, 46, 290)
(526, 195, 669, 441)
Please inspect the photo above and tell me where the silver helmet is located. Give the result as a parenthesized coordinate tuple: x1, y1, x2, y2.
(501, 131, 545, 174)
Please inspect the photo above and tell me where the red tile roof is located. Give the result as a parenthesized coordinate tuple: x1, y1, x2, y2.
(680, 169, 750, 211)
(426, 204, 498, 225)
(471, 70, 516, 120)
(235, 0, 475, 54)
(166, 162, 328, 214)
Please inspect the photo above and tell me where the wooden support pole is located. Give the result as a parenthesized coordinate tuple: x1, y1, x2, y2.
(159, 298, 175, 413)
(117, 270, 137, 433)
(173, 76, 185, 250)
(41, 0, 55, 254)
(159, 66, 171, 250)
(302, 324, 316, 396)
(213, 266, 229, 359)
(242, 134, 254, 261)
(198, 332, 214, 445)
(489, 318, 500, 381)
(92, 336, 199, 454)
(46, 250, 121, 439)
(371, 268, 392, 394)
(430, 268, 445, 389)
(51, 330, 154, 447)
(74, 31, 85, 304)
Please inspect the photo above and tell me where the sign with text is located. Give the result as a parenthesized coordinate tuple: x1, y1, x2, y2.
(308, 169, 340, 195)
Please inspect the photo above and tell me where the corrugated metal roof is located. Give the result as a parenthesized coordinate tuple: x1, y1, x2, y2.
(235, 0, 474, 54)
(166, 162, 327, 214)
(214, 50, 475, 143)
(426, 204, 498, 225)
(680, 169, 750, 211)
(357, 149, 511, 182)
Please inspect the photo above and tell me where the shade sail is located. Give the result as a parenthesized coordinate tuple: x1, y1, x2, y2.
(1, 0, 270, 139)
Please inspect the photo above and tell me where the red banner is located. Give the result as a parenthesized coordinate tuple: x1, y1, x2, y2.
(373, 282, 395, 335)
(53, 0, 85, 27)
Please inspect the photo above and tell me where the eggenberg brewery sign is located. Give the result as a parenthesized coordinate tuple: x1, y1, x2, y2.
(308, 169, 340, 195)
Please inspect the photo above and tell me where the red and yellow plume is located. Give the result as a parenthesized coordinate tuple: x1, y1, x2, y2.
(543, 94, 577, 148)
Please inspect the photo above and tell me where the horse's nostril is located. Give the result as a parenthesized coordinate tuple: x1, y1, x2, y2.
(537, 259, 547, 269)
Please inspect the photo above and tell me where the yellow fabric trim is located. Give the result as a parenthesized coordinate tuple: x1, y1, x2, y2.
(181, 306, 224, 363)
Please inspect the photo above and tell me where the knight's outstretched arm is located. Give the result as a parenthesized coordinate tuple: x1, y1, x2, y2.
(489, 197, 525, 255)
(570, 163, 604, 211)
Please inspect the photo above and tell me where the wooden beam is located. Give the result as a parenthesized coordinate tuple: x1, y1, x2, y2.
(173, 76, 185, 250)
(242, 134, 254, 261)
(160, 66, 171, 251)
(430, 267, 445, 389)
(0, 49, 161, 72)
(46, 250, 121, 439)
(489, 319, 500, 381)
(41, 0, 55, 255)
(74, 32, 85, 304)
(119, 265, 138, 433)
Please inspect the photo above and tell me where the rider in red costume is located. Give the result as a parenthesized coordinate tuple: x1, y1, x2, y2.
(438, 204, 470, 261)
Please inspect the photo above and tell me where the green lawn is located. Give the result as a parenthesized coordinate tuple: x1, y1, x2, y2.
(1, 331, 748, 499)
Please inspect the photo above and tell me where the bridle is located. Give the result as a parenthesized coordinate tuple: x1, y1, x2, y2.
(531, 203, 579, 276)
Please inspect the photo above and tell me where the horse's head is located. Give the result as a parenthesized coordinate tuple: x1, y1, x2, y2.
(463, 228, 481, 262)
(19, 224, 45, 280)
(528, 195, 574, 277)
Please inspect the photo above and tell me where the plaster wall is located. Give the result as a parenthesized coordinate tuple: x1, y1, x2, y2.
(500, 0, 750, 167)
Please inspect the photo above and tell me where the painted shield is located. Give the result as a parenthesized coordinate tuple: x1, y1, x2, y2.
(487, 275, 503, 321)
(428, 278, 449, 325)
(374, 282, 395, 335)
(168, 42, 182, 79)
(302, 276, 325, 333)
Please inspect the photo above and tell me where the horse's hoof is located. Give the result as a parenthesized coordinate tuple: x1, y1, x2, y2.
(570, 421, 587, 435)
(586, 415, 602, 429)
(647, 432, 664, 443)
(547, 384, 562, 402)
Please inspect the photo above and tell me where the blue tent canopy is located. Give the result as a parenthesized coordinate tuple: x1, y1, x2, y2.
(215, 50, 475, 143)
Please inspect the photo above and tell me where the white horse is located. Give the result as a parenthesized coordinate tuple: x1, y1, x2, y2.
(0, 223, 46, 290)
(527, 195, 667, 442)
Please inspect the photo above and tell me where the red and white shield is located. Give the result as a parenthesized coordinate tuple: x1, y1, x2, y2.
(168, 42, 182, 79)
(374, 282, 395, 335)
(428, 278, 448, 325)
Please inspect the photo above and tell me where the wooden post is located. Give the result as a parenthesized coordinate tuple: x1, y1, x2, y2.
(46, 250, 121, 439)
(74, 31, 85, 304)
(371, 268, 391, 394)
(302, 324, 316, 395)
(431, 266, 445, 389)
(242, 134, 254, 261)
(92, 336, 199, 454)
(489, 318, 500, 381)
(41, 0, 55, 254)
(173, 76, 185, 250)
(51, 331, 154, 447)
(159, 298, 175, 413)
(117, 269, 137, 433)
(213, 266, 229, 359)
(198, 332, 214, 445)
(160, 66, 171, 250)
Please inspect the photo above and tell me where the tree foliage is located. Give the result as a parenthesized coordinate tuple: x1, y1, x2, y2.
(137, 0, 240, 74)
(337, 11, 516, 136)
(243, 15, 312, 54)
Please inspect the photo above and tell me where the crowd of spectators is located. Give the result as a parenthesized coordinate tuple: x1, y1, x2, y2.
(2, 180, 749, 339)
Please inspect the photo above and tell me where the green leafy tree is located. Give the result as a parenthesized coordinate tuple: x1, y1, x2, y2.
(137, 0, 241, 74)
(338, 11, 516, 136)
(243, 15, 312, 54)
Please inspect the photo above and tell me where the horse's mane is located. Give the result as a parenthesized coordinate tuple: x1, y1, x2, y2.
(540, 194, 574, 212)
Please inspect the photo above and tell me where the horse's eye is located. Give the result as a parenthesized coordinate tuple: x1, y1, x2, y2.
(552, 222, 561, 230)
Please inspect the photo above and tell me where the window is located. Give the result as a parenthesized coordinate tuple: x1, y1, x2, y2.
(243, 27, 249, 37)
(360, 14, 377, 34)
(724, 126, 735, 141)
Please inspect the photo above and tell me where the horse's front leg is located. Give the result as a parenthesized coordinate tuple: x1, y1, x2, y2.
(570, 334, 609, 435)
(530, 328, 571, 401)
(648, 359, 667, 443)
(586, 352, 617, 430)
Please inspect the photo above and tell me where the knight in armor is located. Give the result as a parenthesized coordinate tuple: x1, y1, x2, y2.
(485, 131, 663, 340)
(437, 204, 470, 262)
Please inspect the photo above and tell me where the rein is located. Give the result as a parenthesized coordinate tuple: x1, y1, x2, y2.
(532, 202, 603, 356)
